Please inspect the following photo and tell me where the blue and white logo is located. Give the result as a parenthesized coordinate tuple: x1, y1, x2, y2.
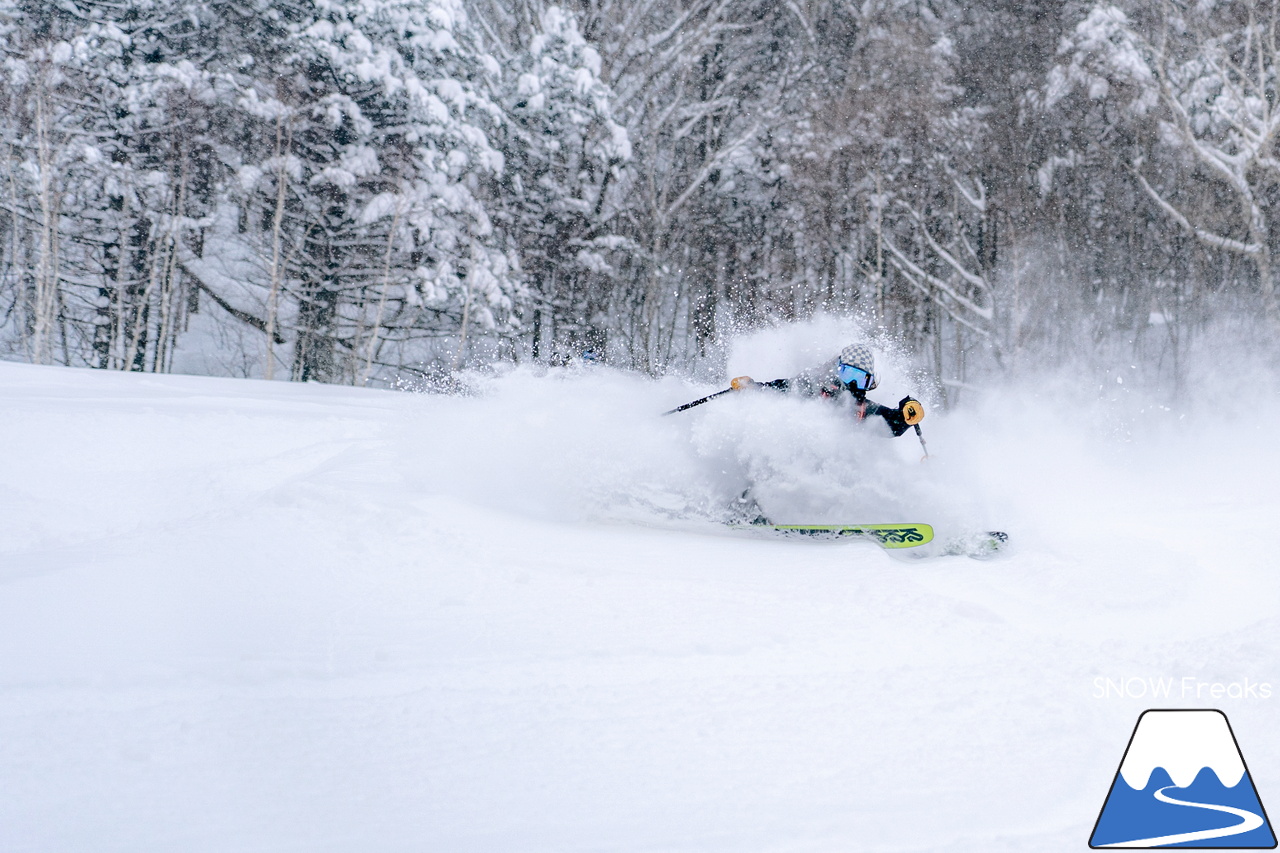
(1090, 709, 1276, 848)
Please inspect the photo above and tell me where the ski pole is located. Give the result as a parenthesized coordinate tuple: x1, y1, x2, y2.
(914, 424, 929, 460)
(662, 377, 756, 416)
(662, 387, 733, 416)
(899, 398, 928, 461)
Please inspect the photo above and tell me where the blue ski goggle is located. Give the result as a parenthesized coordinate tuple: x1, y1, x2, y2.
(836, 362, 874, 391)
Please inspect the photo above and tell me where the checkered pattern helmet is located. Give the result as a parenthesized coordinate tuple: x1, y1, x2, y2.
(837, 343, 877, 389)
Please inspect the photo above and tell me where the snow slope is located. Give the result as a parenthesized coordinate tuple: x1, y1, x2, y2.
(2, 359, 1280, 852)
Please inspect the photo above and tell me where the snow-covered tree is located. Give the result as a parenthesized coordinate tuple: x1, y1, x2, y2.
(494, 5, 631, 363)
(771, 2, 995, 388)
(0, 0, 1262, 389)
(1047, 1, 1280, 330)
(0, 0, 220, 370)
(213, 0, 520, 382)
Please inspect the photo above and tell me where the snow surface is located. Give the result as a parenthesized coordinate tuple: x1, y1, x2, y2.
(3, 357, 1280, 851)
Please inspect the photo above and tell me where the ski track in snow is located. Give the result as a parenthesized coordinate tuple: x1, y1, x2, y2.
(2, 359, 1280, 852)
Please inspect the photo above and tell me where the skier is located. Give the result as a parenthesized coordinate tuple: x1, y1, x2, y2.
(728, 343, 924, 437)
(665, 346, 1005, 549)
(724, 343, 925, 524)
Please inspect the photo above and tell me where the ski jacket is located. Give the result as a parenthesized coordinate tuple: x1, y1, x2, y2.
(759, 369, 915, 437)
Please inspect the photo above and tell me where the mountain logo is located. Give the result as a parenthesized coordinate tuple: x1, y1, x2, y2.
(1090, 709, 1276, 848)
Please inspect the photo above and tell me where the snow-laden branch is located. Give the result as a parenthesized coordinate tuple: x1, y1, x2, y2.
(893, 202, 994, 319)
(782, 0, 816, 46)
(883, 248, 993, 338)
(951, 174, 985, 213)
(661, 119, 760, 220)
(880, 229, 993, 325)
(1131, 167, 1261, 255)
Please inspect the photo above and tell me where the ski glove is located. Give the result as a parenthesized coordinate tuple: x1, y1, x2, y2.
(730, 376, 757, 391)
(899, 397, 924, 426)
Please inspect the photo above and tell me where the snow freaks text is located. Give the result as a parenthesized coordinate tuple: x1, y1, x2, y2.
(1093, 677, 1273, 701)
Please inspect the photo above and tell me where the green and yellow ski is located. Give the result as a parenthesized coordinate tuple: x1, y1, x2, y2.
(750, 523, 934, 548)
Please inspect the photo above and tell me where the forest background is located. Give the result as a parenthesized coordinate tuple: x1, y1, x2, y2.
(1, 0, 1273, 402)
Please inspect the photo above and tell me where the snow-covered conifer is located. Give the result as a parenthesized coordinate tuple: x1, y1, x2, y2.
(493, 5, 631, 362)
(206, 0, 522, 381)
(0, 0, 221, 370)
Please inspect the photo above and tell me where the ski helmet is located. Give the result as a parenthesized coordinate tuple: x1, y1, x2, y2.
(836, 343, 877, 390)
